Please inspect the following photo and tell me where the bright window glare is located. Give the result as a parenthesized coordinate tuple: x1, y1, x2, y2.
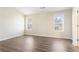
(26, 16, 32, 31)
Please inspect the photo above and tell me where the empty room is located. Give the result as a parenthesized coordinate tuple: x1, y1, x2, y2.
(0, 7, 79, 52)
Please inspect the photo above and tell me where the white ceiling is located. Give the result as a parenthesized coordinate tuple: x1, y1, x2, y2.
(16, 7, 72, 15)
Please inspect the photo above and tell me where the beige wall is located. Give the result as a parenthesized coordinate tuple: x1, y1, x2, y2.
(0, 8, 24, 41)
(26, 9, 72, 39)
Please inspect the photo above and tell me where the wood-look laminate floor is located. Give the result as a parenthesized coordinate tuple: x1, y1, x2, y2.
(0, 35, 79, 52)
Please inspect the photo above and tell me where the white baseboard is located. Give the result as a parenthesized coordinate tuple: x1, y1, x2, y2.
(0, 33, 71, 42)
(0, 33, 24, 41)
(72, 41, 77, 46)
(25, 33, 72, 40)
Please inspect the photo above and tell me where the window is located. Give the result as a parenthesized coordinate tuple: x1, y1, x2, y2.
(26, 16, 32, 30)
(54, 14, 64, 32)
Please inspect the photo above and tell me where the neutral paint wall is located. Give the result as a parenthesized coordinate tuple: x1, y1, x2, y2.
(0, 8, 24, 41)
(26, 9, 72, 39)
